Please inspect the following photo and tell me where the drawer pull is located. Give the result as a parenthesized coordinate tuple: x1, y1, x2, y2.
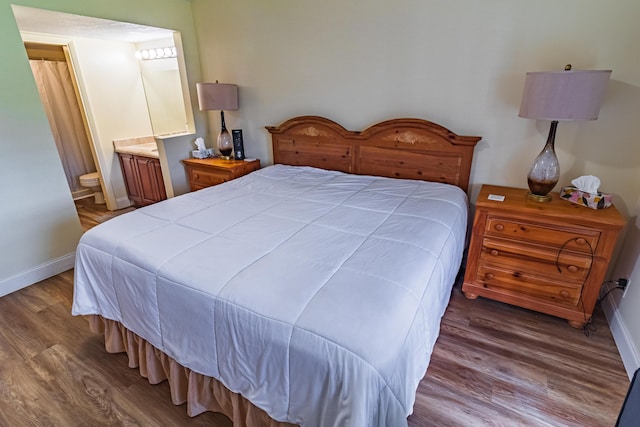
(485, 273, 494, 280)
(575, 238, 586, 245)
(194, 173, 199, 179)
(494, 224, 504, 231)
(560, 290, 570, 298)
(490, 249, 499, 256)
(567, 265, 578, 273)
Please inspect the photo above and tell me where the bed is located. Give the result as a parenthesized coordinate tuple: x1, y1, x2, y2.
(72, 116, 481, 426)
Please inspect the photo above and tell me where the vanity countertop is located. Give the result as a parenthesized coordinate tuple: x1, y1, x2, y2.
(113, 136, 159, 159)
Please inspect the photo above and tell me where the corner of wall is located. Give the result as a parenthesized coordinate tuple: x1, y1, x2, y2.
(115, 195, 134, 210)
(602, 294, 640, 380)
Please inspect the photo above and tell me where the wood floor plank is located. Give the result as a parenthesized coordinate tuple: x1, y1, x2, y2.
(28, 344, 157, 426)
(0, 328, 22, 371)
(35, 302, 145, 389)
(0, 359, 78, 426)
(431, 331, 550, 395)
(410, 378, 546, 427)
(123, 377, 233, 426)
(490, 378, 607, 427)
(441, 314, 624, 393)
(0, 293, 54, 360)
(74, 197, 135, 231)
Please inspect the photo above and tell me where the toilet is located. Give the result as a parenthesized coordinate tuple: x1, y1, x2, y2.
(79, 172, 105, 204)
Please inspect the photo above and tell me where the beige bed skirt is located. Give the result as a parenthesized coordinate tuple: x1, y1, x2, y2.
(87, 315, 296, 427)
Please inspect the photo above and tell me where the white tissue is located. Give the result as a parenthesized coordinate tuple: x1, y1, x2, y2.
(571, 175, 601, 194)
(194, 137, 206, 151)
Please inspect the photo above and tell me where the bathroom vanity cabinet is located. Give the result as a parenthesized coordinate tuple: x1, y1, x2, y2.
(118, 153, 167, 207)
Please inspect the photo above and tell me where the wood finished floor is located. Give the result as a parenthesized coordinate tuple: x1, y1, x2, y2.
(0, 199, 629, 426)
(74, 197, 135, 232)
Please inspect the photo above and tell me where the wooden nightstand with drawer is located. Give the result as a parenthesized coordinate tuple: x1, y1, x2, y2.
(462, 184, 625, 328)
(182, 158, 260, 191)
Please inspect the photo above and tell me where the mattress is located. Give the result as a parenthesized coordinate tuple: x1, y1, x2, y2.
(72, 164, 469, 426)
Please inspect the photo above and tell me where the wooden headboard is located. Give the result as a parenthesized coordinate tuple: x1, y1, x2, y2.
(266, 116, 481, 193)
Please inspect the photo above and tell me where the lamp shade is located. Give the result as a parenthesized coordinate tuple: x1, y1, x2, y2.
(518, 70, 611, 121)
(196, 82, 239, 111)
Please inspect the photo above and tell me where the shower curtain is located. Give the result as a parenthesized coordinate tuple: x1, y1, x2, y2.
(29, 59, 96, 195)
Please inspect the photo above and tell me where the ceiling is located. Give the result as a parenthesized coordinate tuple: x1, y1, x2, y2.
(12, 5, 175, 43)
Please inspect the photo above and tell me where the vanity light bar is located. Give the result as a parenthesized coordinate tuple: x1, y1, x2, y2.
(135, 46, 177, 60)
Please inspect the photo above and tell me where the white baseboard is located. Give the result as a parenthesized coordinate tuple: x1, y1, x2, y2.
(602, 295, 640, 380)
(0, 253, 75, 297)
(115, 196, 133, 210)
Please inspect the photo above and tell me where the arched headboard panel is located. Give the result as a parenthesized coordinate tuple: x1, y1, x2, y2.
(266, 116, 481, 193)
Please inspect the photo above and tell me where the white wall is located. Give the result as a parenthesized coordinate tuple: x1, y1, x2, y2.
(70, 37, 154, 209)
(0, 8, 82, 296)
(191, 0, 640, 375)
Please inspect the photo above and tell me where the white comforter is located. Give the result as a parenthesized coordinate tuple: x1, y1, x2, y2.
(72, 165, 468, 426)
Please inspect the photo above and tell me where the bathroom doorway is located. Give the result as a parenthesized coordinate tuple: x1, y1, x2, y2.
(25, 42, 99, 202)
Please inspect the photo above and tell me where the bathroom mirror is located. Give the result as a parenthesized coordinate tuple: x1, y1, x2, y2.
(136, 35, 194, 137)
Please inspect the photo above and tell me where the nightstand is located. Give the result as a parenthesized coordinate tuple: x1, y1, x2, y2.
(182, 158, 260, 191)
(462, 184, 625, 328)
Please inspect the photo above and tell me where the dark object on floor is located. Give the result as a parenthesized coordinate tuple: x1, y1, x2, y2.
(616, 368, 640, 426)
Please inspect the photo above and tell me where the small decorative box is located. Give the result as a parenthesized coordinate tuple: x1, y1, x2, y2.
(191, 148, 215, 159)
(560, 186, 613, 209)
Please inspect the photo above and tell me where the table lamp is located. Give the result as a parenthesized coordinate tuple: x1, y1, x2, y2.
(518, 65, 611, 202)
(196, 82, 239, 160)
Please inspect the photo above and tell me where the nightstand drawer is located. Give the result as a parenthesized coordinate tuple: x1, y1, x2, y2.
(476, 264, 582, 307)
(182, 158, 260, 192)
(485, 216, 599, 254)
(480, 237, 592, 283)
(189, 168, 229, 187)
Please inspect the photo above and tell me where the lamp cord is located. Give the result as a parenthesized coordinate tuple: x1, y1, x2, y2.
(554, 237, 595, 336)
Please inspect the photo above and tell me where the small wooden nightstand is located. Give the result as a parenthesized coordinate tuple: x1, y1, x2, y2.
(462, 184, 625, 328)
(182, 158, 260, 191)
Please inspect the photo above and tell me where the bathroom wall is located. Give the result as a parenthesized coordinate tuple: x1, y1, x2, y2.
(70, 37, 155, 210)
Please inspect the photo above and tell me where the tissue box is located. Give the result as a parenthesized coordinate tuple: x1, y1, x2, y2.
(191, 148, 215, 159)
(560, 186, 613, 209)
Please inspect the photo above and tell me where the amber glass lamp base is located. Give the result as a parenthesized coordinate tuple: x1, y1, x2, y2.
(526, 192, 552, 203)
(217, 110, 233, 160)
(526, 120, 559, 203)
